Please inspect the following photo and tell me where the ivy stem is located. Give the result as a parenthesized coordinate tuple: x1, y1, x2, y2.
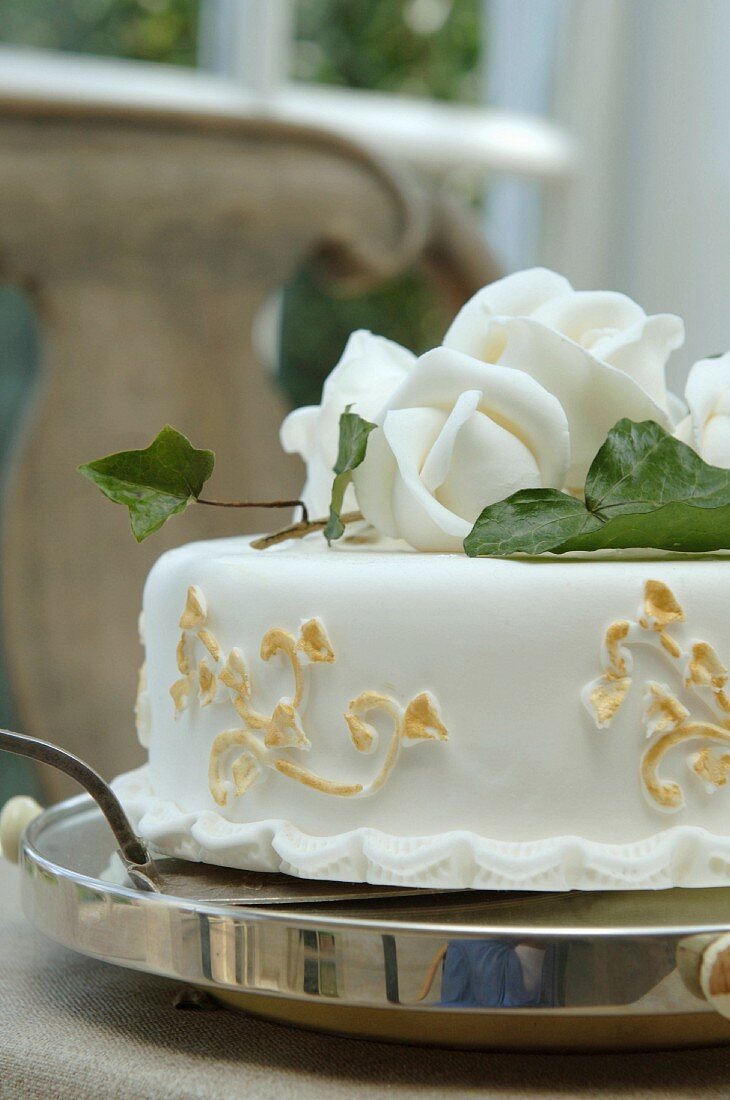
(197, 498, 309, 524)
(251, 511, 364, 550)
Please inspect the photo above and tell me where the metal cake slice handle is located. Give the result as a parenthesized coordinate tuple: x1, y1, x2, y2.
(0, 727, 466, 905)
(0, 727, 161, 891)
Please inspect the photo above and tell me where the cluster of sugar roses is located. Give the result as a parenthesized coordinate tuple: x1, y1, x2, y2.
(79, 267, 730, 557)
(281, 268, 730, 553)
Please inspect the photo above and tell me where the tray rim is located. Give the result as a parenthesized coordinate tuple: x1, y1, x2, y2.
(19, 792, 730, 1048)
(21, 794, 730, 940)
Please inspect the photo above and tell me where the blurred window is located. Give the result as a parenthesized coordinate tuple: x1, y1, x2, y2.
(0, 1, 569, 406)
(282, 0, 483, 405)
(0, 0, 199, 65)
(195, 2, 565, 404)
(292, 0, 481, 103)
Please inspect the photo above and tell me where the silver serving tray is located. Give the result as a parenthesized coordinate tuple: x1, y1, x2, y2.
(17, 794, 730, 1051)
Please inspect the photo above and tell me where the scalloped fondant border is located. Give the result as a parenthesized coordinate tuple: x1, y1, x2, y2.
(113, 766, 730, 891)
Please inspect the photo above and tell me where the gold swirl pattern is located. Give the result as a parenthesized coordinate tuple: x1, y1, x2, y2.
(584, 580, 730, 812)
(170, 587, 448, 807)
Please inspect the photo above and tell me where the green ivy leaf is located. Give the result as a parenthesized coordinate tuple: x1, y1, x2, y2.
(463, 489, 602, 557)
(465, 418, 730, 557)
(79, 425, 215, 541)
(324, 408, 376, 544)
(556, 501, 730, 553)
(583, 419, 730, 518)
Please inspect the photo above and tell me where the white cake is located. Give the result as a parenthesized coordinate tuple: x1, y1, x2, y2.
(114, 537, 730, 890)
(111, 267, 730, 890)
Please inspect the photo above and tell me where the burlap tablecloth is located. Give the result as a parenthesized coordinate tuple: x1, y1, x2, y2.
(1, 859, 729, 1099)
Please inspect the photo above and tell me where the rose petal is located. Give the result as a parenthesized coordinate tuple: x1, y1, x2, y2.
(384, 407, 471, 551)
(437, 411, 542, 516)
(444, 268, 572, 361)
(421, 389, 482, 492)
(684, 353, 730, 454)
(702, 415, 730, 468)
(667, 390, 688, 427)
(280, 405, 318, 460)
(673, 414, 693, 447)
(280, 406, 338, 516)
(320, 330, 415, 418)
(492, 318, 671, 490)
(531, 290, 645, 345)
(316, 330, 416, 457)
(351, 426, 399, 537)
(280, 329, 415, 515)
(383, 346, 570, 490)
(391, 475, 466, 552)
(595, 314, 684, 411)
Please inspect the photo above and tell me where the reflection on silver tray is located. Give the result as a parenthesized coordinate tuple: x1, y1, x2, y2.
(17, 795, 730, 1051)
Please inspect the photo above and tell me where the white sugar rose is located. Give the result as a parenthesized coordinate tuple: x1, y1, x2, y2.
(675, 353, 730, 467)
(352, 346, 570, 552)
(280, 330, 415, 516)
(444, 268, 684, 491)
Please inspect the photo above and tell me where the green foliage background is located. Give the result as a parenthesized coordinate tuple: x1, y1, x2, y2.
(0, 0, 198, 64)
(293, 0, 480, 101)
(282, 0, 482, 406)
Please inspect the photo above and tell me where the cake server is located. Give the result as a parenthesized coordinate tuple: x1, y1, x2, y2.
(0, 727, 459, 905)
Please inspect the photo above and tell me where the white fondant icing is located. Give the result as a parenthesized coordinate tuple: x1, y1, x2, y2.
(114, 765, 730, 890)
(118, 534, 730, 890)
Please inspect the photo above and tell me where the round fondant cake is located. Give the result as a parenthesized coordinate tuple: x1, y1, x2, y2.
(115, 539, 730, 889)
(108, 267, 730, 890)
